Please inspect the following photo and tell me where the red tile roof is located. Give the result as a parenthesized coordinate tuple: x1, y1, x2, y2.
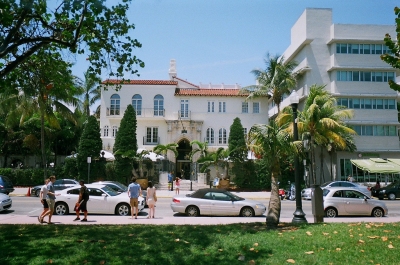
(175, 88, 250, 97)
(172, 76, 199, 88)
(102, 79, 178, 85)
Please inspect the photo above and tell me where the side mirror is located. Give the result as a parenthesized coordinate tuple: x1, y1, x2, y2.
(102, 193, 107, 197)
(364, 196, 367, 201)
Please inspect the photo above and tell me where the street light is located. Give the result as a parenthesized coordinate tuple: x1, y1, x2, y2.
(290, 90, 308, 224)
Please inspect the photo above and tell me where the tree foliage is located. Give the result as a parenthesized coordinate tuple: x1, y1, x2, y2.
(113, 104, 137, 182)
(77, 115, 102, 181)
(0, 0, 144, 86)
(228, 117, 247, 162)
(381, 6, 400, 92)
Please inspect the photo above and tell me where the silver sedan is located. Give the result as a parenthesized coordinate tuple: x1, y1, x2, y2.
(323, 187, 388, 218)
(302, 181, 371, 200)
(170, 188, 266, 217)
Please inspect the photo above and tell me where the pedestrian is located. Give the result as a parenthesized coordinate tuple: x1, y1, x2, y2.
(40, 175, 57, 224)
(146, 181, 157, 219)
(128, 177, 142, 219)
(175, 177, 181, 195)
(168, 171, 173, 191)
(38, 178, 50, 223)
(74, 180, 89, 222)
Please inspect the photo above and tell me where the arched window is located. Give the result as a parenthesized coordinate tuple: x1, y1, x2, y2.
(110, 94, 120, 115)
(219, 128, 227, 144)
(206, 128, 214, 144)
(132, 94, 142, 115)
(154, 94, 164, 116)
(103, 126, 109, 137)
(112, 126, 118, 138)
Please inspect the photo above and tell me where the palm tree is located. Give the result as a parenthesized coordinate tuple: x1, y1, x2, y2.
(197, 147, 226, 179)
(76, 71, 101, 117)
(278, 84, 356, 184)
(247, 119, 292, 228)
(241, 53, 298, 113)
(189, 140, 208, 161)
(153, 143, 178, 161)
(0, 50, 81, 179)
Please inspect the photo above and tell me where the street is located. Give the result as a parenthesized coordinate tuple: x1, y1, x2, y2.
(4, 196, 400, 219)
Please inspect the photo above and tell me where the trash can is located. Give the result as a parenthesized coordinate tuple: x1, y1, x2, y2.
(311, 184, 324, 223)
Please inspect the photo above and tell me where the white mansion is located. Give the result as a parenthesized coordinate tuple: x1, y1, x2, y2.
(99, 8, 400, 182)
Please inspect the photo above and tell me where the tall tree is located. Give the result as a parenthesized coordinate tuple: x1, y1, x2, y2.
(241, 53, 298, 113)
(76, 71, 101, 117)
(197, 147, 227, 179)
(113, 104, 137, 183)
(248, 119, 292, 228)
(228, 117, 247, 162)
(189, 140, 208, 161)
(277, 85, 356, 184)
(381, 6, 400, 92)
(77, 115, 102, 182)
(0, 0, 144, 84)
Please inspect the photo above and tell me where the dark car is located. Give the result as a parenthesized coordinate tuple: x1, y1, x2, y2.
(31, 179, 79, 197)
(377, 182, 400, 200)
(0, 175, 14, 194)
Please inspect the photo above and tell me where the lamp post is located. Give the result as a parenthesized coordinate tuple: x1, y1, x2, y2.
(290, 90, 308, 224)
(87, 157, 91, 184)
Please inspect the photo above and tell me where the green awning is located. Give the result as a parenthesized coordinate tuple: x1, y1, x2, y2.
(351, 158, 400, 173)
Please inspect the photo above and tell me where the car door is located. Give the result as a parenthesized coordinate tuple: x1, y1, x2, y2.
(86, 188, 107, 214)
(210, 192, 236, 216)
(343, 190, 370, 215)
(194, 192, 213, 215)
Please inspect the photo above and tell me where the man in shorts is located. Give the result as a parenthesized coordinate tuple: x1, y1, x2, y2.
(40, 175, 56, 224)
(128, 177, 142, 219)
(38, 178, 50, 223)
(74, 180, 89, 222)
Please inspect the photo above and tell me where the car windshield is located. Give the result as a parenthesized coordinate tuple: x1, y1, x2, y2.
(225, 191, 245, 201)
(321, 181, 333, 188)
(113, 182, 128, 190)
(101, 186, 119, 196)
(322, 189, 330, 196)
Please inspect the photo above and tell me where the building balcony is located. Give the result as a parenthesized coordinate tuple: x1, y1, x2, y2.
(106, 107, 165, 118)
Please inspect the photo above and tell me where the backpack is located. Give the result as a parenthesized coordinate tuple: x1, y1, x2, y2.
(82, 186, 89, 201)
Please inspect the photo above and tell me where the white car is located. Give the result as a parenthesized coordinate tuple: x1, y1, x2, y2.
(0, 193, 12, 212)
(302, 181, 371, 200)
(54, 184, 144, 216)
(171, 188, 266, 217)
(323, 187, 388, 218)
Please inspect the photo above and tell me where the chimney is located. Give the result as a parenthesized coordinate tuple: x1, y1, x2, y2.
(169, 59, 177, 80)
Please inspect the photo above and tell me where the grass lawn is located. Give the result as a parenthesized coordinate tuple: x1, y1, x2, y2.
(1, 222, 400, 264)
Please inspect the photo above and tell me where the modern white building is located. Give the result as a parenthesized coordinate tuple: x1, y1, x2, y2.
(99, 59, 268, 179)
(274, 8, 400, 183)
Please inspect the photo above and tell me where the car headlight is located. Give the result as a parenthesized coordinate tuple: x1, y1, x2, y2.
(255, 204, 265, 209)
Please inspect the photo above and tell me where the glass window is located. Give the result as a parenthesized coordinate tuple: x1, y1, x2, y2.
(374, 126, 385, 136)
(219, 102, 226, 113)
(110, 94, 120, 115)
(112, 126, 118, 138)
(348, 98, 353, 108)
(153, 95, 164, 116)
(353, 125, 361, 135)
(242, 102, 248, 113)
(375, 44, 382, 54)
(253, 102, 260, 113)
(219, 128, 227, 144)
(387, 99, 396, 109)
(340, 44, 348, 53)
(363, 72, 371, 82)
(352, 71, 359, 81)
(364, 126, 373, 136)
(389, 126, 397, 136)
(146, 127, 158, 144)
(376, 99, 383, 109)
(375, 72, 383, 82)
(243, 128, 247, 136)
(206, 128, 214, 144)
(103, 126, 109, 137)
(371, 44, 376, 54)
(364, 99, 372, 109)
(341, 98, 348, 108)
(132, 94, 142, 115)
(363, 44, 370, 54)
(208, 101, 215, 113)
(180, 99, 189, 118)
(353, 98, 360, 109)
(351, 44, 359, 54)
(388, 72, 395, 82)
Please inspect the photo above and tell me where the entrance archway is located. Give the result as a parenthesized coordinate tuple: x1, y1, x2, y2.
(176, 139, 192, 179)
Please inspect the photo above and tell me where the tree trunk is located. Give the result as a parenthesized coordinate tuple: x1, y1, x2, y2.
(41, 112, 47, 180)
(320, 146, 325, 183)
(266, 170, 281, 228)
(310, 137, 316, 185)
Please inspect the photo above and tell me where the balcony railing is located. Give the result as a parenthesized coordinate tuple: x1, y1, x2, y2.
(106, 107, 165, 117)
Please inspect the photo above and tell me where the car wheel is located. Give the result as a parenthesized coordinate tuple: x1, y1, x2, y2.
(54, 202, 69, 215)
(388, 193, 396, 200)
(372, 207, 384, 217)
(116, 203, 131, 216)
(240, 206, 255, 217)
(185, 205, 200, 217)
(325, 207, 338, 218)
(35, 189, 40, 197)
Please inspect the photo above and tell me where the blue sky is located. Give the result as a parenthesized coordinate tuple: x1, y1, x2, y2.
(73, 0, 399, 88)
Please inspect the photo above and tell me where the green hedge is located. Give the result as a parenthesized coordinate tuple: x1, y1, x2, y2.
(0, 167, 65, 186)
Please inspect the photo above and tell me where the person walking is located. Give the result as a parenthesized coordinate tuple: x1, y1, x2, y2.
(74, 180, 89, 222)
(128, 177, 142, 219)
(175, 177, 181, 195)
(40, 175, 57, 224)
(146, 181, 157, 219)
(168, 171, 173, 191)
(38, 178, 50, 223)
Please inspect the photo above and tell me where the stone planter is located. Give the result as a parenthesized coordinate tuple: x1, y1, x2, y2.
(136, 179, 148, 190)
(159, 172, 168, 183)
(218, 179, 230, 189)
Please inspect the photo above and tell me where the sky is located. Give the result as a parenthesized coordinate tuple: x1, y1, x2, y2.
(72, 0, 399, 88)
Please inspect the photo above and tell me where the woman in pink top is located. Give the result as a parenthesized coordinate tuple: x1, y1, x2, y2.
(175, 177, 181, 195)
